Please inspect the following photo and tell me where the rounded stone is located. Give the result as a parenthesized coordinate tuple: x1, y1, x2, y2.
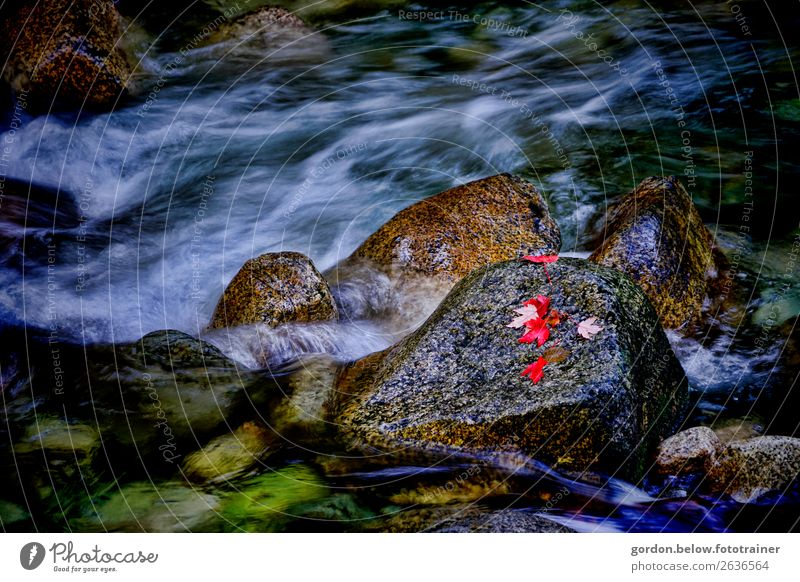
(706, 436, 800, 503)
(1, 0, 132, 110)
(210, 252, 338, 329)
(654, 427, 722, 476)
(350, 173, 561, 283)
(182, 422, 277, 484)
(590, 176, 718, 329)
(334, 258, 688, 480)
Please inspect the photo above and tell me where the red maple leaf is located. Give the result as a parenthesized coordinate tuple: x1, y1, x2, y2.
(523, 295, 551, 318)
(519, 318, 550, 347)
(522, 255, 559, 264)
(521, 255, 559, 282)
(521, 357, 548, 384)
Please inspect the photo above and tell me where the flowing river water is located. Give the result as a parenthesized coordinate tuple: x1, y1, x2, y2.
(1, 0, 799, 532)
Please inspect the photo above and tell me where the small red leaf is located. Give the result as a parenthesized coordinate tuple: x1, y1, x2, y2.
(521, 357, 548, 384)
(522, 255, 559, 264)
(523, 295, 551, 319)
(519, 318, 550, 347)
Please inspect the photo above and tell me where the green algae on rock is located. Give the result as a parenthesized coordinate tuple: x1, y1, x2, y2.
(210, 251, 338, 329)
(334, 258, 688, 480)
(349, 174, 561, 283)
(0, 0, 132, 109)
(219, 464, 328, 531)
(71, 481, 222, 532)
(590, 176, 718, 329)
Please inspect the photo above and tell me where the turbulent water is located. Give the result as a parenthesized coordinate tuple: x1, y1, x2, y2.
(1, 0, 799, 532)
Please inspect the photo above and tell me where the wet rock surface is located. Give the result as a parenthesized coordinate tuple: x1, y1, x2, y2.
(706, 436, 800, 503)
(210, 252, 338, 329)
(182, 421, 278, 484)
(590, 176, 719, 329)
(655, 427, 722, 476)
(0, 0, 132, 109)
(369, 505, 575, 533)
(348, 173, 561, 284)
(334, 258, 688, 480)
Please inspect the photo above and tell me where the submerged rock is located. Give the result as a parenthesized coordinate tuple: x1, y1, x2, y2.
(334, 258, 688, 480)
(370, 505, 575, 533)
(270, 355, 339, 439)
(347, 174, 561, 284)
(85, 330, 280, 461)
(210, 252, 338, 329)
(7, 417, 101, 515)
(655, 427, 722, 476)
(0, 499, 29, 528)
(706, 436, 800, 503)
(0, 0, 132, 109)
(71, 481, 222, 532)
(590, 176, 718, 329)
(219, 464, 328, 532)
(182, 421, 278, 483)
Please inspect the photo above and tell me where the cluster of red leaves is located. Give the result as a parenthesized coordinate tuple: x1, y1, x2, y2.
(511, 254, 604, 384)
(509, 256, 563, 384)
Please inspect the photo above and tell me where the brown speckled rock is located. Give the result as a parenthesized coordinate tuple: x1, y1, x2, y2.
(350, 174, 561, 283)
(333, 258, 688, 480)
(655, 427, 722, 475)
(182, 421, 277, 484)
(210, 252, 338, 329)
(1, 0, 131, 109)
(206, 6, 309, 44)
(706, 436, 800, 503)
(589, 177, 717, 329)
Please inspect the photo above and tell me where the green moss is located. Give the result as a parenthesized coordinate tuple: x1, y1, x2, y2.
(219, 464, 329, 531)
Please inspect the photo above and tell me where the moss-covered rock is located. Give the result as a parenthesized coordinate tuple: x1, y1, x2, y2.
(0, 499, 29, 528)
(589, 176, 718, 329)
(10, 417, 101, 509)
(0, 0, 132, 109)
(655, 427, 722, 476)
(71, 481, 222, 532)
(219, 464, 328, 531)
(706, 436, 800, 503)
(210, 252, 337, 329)
(349, 174, 561, 284)
(182, 421, 278, 483)
(334, 258, 688, 480)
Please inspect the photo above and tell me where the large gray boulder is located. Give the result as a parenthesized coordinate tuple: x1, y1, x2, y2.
(333, 258, 688, 480)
